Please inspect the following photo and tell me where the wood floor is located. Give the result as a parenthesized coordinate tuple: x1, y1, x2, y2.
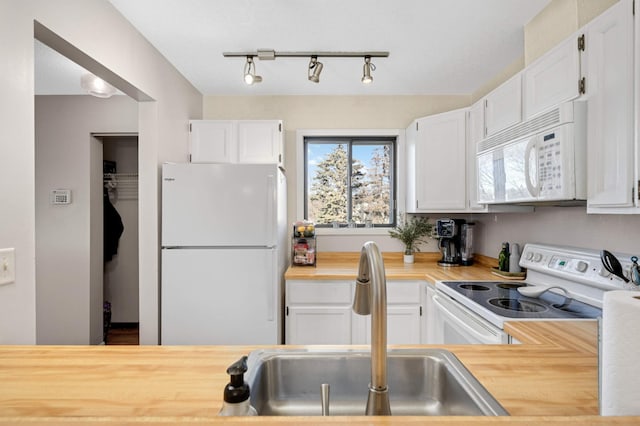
(105, 323, 139, 345)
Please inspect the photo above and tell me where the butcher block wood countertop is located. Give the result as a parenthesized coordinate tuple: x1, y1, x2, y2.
(2, 254, 637, 424)
(2, 322, 638, 424)
(285, 251, 501, 282)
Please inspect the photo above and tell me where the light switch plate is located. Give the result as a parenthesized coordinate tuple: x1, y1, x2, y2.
(0, 248, 15, 285)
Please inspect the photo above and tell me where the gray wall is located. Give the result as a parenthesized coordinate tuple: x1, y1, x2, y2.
(35, 95, 137, 344)
(0, 0, 202, 344)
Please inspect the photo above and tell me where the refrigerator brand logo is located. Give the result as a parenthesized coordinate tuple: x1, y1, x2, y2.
(164, 177, 175, 181)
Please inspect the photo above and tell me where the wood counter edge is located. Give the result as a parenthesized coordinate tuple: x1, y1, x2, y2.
(0, 416, 638, 425)
(504, 320, 599, 355)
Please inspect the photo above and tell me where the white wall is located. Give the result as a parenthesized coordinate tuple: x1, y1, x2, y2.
(472, 207, 640, 259)
(0, 0, 202, 344)
(35, 95, 137, 344)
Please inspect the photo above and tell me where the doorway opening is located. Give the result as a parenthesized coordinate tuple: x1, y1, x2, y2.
(100, 135, 139, 345)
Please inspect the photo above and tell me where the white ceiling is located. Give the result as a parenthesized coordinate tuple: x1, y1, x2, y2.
(35, 0, 551, 96)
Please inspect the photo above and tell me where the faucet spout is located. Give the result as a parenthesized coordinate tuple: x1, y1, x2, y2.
(352, 241, 391, 415)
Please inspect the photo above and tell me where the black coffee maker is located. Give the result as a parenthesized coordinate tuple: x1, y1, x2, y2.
(435, 218, 465, 266)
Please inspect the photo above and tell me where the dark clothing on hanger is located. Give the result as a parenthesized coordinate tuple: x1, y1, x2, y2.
(104, 191, 124, 261)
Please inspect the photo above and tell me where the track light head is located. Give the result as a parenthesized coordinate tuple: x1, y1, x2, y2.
(361, 56, 375, 84)
(308, 56, 323, 83)
(243, 56, 262, 85)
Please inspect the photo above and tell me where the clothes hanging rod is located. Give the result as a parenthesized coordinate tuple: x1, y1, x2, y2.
(223, 50, 389, 60)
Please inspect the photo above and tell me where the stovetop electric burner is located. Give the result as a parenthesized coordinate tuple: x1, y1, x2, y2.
(438, 281, 602, 321)
(488, 298, 548, 313)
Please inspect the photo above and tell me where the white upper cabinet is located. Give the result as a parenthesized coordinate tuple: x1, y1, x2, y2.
(585, 0, 635, 211)
(467, 99, 486, 211)
(189, 120, 235, 163)
(483, 73, 522, 137)
(523, 33, 582, 120)
(406, 108, 467, 212)
(189, 120, 283, 165)
(237, 121, 284, 164)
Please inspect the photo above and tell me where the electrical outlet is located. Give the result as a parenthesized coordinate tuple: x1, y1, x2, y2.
(0, 248, 15, 286)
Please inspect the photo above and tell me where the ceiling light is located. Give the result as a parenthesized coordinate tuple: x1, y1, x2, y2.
(243, 56, 262, 85)
(361, 56, 375, 84)
(224, 50, 388, 85)
(80, 73, 117, 98)
(308, 56, 323, 83)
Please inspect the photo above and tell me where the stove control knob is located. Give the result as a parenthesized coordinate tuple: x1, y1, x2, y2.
(533, 253, 543, 262)
(525, 252, 534, 261)
(575, 261, 588, 273)
(598, 267, 611, 278)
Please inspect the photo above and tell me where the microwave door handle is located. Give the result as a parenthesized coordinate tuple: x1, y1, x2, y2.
(524, 137, 539, 197)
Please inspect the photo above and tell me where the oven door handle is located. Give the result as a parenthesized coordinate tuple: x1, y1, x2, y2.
(433, 293, 503, 343)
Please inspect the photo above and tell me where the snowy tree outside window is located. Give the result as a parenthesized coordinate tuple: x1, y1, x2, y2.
(304, 137, 396, 227)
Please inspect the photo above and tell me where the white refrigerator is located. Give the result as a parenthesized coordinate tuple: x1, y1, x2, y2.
(161, 163, 287, 345)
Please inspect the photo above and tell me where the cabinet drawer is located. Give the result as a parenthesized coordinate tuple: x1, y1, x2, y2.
(286, 281, 352, 304)
(387, 281, 422, 304)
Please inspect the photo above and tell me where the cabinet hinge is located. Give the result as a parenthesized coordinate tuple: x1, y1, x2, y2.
(278, 122, 282, 132)
(577, 34, 585, 51)
(286, 306, 289, 316)
(420, 306, 423, 316)
(578, 77, 586, 95)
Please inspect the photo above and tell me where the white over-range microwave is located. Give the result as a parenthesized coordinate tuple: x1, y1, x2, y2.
(476, 101, 586, 204)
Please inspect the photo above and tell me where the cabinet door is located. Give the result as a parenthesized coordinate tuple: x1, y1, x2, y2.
(523, 35, 581, 120)
(585, 0, 634, 208)
(189, 120, 235, 163)
(484, 73, 522, 137)
(237, 120, 283, 165)
(286, 306, 352, 344)
(413, 109, 467, 211)
(467, 100, 488, 211)
(357, 306, 422, 345)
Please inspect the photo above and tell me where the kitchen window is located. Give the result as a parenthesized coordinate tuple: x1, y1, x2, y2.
(302, 135, 396, 228)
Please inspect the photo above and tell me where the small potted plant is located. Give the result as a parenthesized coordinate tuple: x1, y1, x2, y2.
(388, 215, 433, 264)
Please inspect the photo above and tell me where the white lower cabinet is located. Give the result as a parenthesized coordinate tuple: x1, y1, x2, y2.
(285, 280, 353, 345)
(286, 306, 352, 345)
(286, 280, 425, 345)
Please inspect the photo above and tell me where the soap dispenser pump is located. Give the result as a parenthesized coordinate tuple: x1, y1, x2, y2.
(218, 355, 257, 416)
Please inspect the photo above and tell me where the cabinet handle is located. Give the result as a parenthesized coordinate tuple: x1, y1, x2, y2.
(286, 306, 289, 316)
(420, 306, 423, 316)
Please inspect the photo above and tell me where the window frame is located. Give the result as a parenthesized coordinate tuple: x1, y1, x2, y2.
(296, 129, 406, 236)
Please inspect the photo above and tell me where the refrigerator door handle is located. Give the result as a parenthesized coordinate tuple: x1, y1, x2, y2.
(266, 252, 275, 321)
(267, 174, 276, 247)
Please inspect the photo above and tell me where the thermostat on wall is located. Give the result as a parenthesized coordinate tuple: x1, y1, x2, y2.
(50, 189, 72, 205)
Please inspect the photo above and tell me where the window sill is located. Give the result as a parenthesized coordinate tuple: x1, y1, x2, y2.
(314, 227, 391, 237)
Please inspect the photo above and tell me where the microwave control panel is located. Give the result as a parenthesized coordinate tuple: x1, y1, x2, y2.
(537, 131, 564, 198)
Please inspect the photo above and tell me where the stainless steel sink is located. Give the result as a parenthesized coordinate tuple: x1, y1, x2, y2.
(245, 348, 508, 416)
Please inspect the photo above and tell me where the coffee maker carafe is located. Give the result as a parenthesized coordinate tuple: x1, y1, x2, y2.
(435, 218, 465, 266)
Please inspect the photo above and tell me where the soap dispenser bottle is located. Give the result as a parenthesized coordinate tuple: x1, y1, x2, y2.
(218, 355, 258, 416)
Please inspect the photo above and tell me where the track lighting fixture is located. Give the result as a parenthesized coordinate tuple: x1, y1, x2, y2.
(308, 56, 323, 83)
(361, 56, 375, 84)
(243, 56, 262, 85)
(224, 50, 388, 85)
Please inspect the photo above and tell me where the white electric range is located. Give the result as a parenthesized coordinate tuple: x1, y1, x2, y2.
(431, 243, 639, 344)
